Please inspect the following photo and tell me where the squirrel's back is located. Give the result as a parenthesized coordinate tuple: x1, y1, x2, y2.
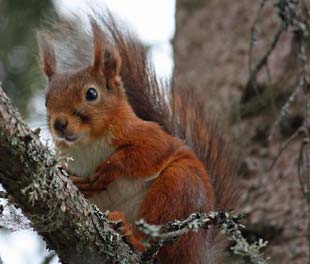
(44, 9, 238, 262)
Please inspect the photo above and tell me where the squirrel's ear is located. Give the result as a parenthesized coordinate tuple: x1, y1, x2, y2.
(91, 21, 121, 81)
(37, 32, 56, 80)
(102, 48, 122, 81)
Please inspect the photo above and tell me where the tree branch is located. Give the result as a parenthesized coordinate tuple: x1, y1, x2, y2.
(138, 211, 269, 264)
(0, 84, 140, 264)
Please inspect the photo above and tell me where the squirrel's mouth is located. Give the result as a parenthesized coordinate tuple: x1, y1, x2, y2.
(64, 135, 80, 142)
(53, 134, 81, 145)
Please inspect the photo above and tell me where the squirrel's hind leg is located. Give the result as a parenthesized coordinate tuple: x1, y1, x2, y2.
(107, 211, 145, 252)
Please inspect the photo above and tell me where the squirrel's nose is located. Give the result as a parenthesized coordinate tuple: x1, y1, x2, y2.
(54, 117, 68, 134)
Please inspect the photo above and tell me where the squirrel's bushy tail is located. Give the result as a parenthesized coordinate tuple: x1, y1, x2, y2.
(44, 6, 238, 254)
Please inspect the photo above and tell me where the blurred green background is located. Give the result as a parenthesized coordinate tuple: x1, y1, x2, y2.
(0, 0, 53, 117)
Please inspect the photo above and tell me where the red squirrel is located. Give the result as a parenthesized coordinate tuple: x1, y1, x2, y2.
(37, 12, 237, 264)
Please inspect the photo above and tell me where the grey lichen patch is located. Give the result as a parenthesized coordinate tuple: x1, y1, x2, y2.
(138, 211, 269, 264)
(216, 212, 269, 264)
(92, 207, 121, 251)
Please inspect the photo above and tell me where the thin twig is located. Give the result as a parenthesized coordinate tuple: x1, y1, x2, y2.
(243, 26, 285, 101)
(138, 211, 269, 264)
(268, 127, 301, 171)
(268, 77, 304, 141)
(249, 0, 270, 75)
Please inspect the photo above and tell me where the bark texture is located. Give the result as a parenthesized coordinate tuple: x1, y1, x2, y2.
(0, 85, 140, 264)
(174, 0, 307, 263)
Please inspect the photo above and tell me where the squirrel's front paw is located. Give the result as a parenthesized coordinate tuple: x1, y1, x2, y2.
(69, 175, 103, 198)
(69, 172, 117, 198)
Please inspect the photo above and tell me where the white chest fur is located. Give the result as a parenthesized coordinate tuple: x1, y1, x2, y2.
(63, 138, 156, 224)
(90, 178, 152, 224)
(65, 138, 115, 178)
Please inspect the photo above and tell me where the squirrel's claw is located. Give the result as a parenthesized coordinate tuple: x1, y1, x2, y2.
(69, 175, 89, 183)
(69, 175, 104, 198)
(69, 174, 110, 192)
(69, 166, 120, 198)
(81, 190, 101, 199)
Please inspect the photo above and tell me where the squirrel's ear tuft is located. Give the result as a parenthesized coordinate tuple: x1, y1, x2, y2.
(37, 32, 56, 80)
(91, 21, 121, 81)
(103, 48, 122, 82)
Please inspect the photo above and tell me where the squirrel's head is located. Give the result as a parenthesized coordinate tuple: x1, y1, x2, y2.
(37, 22, 128, 149)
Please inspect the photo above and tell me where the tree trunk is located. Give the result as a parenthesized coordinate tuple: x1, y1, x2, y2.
(174, 1, 307, 263)
(0, 84, 140, 264)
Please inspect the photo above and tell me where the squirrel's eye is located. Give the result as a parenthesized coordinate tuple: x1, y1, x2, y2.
(85, 87, 98, 101)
